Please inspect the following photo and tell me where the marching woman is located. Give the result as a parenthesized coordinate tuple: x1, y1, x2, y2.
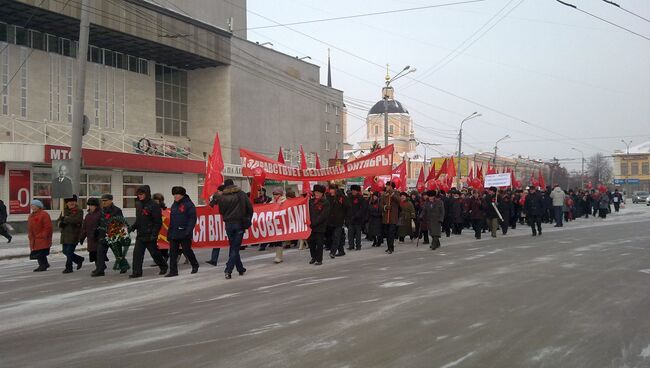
(421, 190, 445, 250)
(58, 195, 84, 273)
(366, 192, 383, 247)
(79, 198, 104, 265)
(28, 200, 53, 272)
(397, 192, 415, 243)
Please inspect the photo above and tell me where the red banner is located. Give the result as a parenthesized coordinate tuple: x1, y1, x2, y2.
(157, 197, 311, 249)
(9, 170, 31, 214)
(240, 145, 394, 181)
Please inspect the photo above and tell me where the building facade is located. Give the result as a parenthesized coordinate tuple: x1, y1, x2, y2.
(0, 0, 344, 222)
(612, 141, 650, 193)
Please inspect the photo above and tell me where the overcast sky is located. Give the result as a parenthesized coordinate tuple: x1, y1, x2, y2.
(246, 0, 650, 170)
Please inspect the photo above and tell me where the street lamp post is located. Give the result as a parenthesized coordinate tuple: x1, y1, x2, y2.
(416, 139, 441, 179)
(457, 112, 481, 188)
(383, 65, 416, 148)
(571, 147, 584, 189)
(621, 140, 632, 197)
(493, 135, 511, 165)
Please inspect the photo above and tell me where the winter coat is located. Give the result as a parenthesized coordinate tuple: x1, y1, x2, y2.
(309, 196, 330, 233)
(168, 196, 197, 241)
(80, 209, 102, 252)
(485, 194, 499, 219)
(366, 198, 383, 237)
(131, 200, 162, 242)
(449, 197, 464, 224)
(28, 210, 52, 251)
(347, 194, 368, 226)
(524, 192, 544, 217)
(327, 193, 348, 227)
(599, 194, 610, 209)
(422, 198, 445, 237)
(550, 187, 566, 207)
(380, 190, 401, 225)
(0, 200, 7, 224)
(467, 197, 486, 220)
(215, 185, 254, 226)
(497, 195, 513, 222)
(97, 204, 124, 242)
(57, 205, 83, 245)
(397, 200, 415, 238)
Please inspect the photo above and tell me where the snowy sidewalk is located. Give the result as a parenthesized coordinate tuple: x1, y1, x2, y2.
(0, 232, 92, 260)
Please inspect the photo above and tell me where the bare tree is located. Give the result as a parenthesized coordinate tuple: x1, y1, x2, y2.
(586, 153, 612, 184)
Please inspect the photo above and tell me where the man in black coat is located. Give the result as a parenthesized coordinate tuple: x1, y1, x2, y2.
(308, 185, 330, 265)
(524, 186, 544, 236)
(92, 194, 124, 277)
(325, 184, 348, 258)
(346, 185, 367, 251)
(129, 185, 168, 279)
(0, 199, 11, 243)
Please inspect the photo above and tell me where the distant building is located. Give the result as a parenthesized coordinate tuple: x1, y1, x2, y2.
(612, 141, 650, 192)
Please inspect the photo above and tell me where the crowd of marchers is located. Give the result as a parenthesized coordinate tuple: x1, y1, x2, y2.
(0, 179, 625, 279)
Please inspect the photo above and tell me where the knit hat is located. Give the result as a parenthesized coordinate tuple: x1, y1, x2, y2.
(313, 184, 326, 194)
(171, 186, 186, 196)
(31, 199, 44, 209)
(87, 197, 100, 206)
(223, 179, 234, 187)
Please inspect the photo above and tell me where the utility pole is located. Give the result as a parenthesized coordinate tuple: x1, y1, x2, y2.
(383, 64, 415, 148)
(70, 0, 91, 195)
(458, 112, 481, 188)
(621, 140, 632, 197)
(493, 135, 510, 165)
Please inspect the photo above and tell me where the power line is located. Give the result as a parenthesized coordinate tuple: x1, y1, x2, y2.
(602, 0, 650, 23)
(237, 0, 486, 31)
(556, 0, 650, 42)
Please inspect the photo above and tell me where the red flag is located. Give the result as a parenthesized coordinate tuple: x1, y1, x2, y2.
(538, 169, 546, 189)
(487, 163, 496, 175)
(315, 153, 322, 169)
(392, 161, 407, 191)
(477, 164, 484, 180)
(447, 157, 456, 178)
(300, 145, 310, 195)
(277, 147, 285, 164)
(468, 166, 474, 180)
(425, 162, 436, 183)
(202, 133, 224, 202)
(416, 167, 425, 193)
(435, 159, 448, 180)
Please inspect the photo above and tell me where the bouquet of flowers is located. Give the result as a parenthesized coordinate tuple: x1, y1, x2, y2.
(101, 215, 132, 273)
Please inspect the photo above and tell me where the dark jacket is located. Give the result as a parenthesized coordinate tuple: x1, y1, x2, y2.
(347, 193, 368, 226)
(0, 200, 7, 224)
(80, 209, 102, 252)
(168, 195, 197, 241)
(380, 190, 401, 225)
(131, 186, 162, 241)
(524, 191, 544, 217)
(215, 185, 253, 225)
(309, 196, 330, 233)
(449, 197, 464, 224)
(497, 195, 513, 223)
(98, 204, 124, 241)
(57, 205, 83, 245)
(422, 198, 445, 237)
(468, 196, 486, 220)
(485, 193, 499, 219)
(327, 192, 348, 227)
(367, 197, 383, 237)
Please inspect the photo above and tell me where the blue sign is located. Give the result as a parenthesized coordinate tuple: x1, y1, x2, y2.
(627, 179, 640, 184)
(614, 179, 625, 185)
(614, 178, 640, 184)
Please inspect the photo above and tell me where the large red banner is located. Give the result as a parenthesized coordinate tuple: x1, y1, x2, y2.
(157, 197, 311, 249)
(9, 170, 31, 214)
(240, 145, 394, 181)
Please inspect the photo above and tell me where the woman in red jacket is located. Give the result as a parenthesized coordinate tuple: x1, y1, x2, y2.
(28, 200, 53, 272)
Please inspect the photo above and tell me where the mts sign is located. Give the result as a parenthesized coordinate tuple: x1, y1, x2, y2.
(44, 145, 72, 163)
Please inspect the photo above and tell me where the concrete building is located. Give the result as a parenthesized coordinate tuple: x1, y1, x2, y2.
(612, 141, 650, 193)
(0, 0, 344, 222)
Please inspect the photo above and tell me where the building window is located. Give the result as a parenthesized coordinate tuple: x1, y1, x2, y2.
(336, 123, 340, 133)
(374, 125, 378, 136)
(631, 162, 639, 176)
(325, 103, 329, 113)
(94, 64, 100, 125)
(80, 173, 112, 208)
(32, 171, 58, 211)
(198, 174, 205, 205)
(325, 122, 330, 132)
(0, 42, 7, 115)
(19, 47, 27, 118)
(155, 64, 188, 137)
(335, 106, 339, 116)
(620, 162, 628, 176)
(325, 140, 330, 151)
(389, 125, 394, 134)
(122, 175, 143, 208)
(642, 162, 649, 175)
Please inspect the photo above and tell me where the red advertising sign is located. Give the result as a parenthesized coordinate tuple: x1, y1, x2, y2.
(9, 170, 31, 214)
(240, 145, 394, 181)
(157, 197, 311, 249)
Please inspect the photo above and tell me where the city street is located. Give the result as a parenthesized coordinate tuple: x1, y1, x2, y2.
(1, 206, 650, 368)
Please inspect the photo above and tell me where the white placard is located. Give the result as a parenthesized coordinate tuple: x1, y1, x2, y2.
(484, 173, 511, 188)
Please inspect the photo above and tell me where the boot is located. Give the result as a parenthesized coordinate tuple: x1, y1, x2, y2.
(274, 247, 283, 264)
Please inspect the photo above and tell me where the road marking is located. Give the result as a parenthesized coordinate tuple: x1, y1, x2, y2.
(440, 351, 476, 368)
(379, 281, 413, 288)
